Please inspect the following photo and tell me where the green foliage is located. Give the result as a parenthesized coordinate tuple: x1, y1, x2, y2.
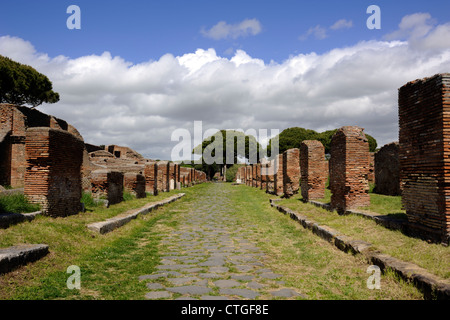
(225, 164, 243, 182)
(123, 191, 135, 202)
(268, 127, 378, 155)
(0, 55, 59, 107)
(0, 193, 41, 214)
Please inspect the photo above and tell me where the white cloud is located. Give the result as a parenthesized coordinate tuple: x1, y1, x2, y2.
(299, 25, 328, 40)
(201, 18, 262, 40)
(1, 14, 450, 161)
(330, 19, 353, 30)
(300, 18, 353, 41)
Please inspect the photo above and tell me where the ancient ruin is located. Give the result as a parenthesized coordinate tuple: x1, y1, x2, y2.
(374, 142, 401, 196)
(399, 73, 450, 244)
(282, 148, 300, 198)
(329, 126, 370, 213)
(24, 127, 84, 217)
(300, 140, 326, 201)
(124, 172, 146, 199)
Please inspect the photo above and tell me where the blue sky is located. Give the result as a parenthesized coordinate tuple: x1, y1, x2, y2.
(2, 0, 449, 63)
(1, 1, 450, 160)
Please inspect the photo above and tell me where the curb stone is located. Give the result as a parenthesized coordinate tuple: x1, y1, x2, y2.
(0, 244, 49, 274)
(270, 199, 450, 300)
(87, 193, 185, 234)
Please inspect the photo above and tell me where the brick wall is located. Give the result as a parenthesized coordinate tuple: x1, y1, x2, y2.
(90, 169, 124, 205)
(124, 172, 146, 198)
(156, 161, 170, 192)
(144, 161, 158, 195)
(300, 140, 326, 201)
(266, 159, 275, 194)
(273, 154, 284, 196)
(330, 126, 370, 213)
(24, 127, 84, 217)
(399, 73, 450, 244)
(283, 148, 300, 198)
(374, 142, 401, 196)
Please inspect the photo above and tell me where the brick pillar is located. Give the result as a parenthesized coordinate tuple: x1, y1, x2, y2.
(283, 148, 300, 198)
(274, 154, 284, 196)
(169, 162, 175, 190)
(261, 163, 267, 190)
(124, 172, 146, 198)
(330, 126, 370, 213)
(266, 159, 275, 193)
(156, 161, 170, 192)
(144, 161, 158, 195)
(374, 142, 400, 196)
(90, 169, 124, 205)
(24, 128, 84, 217)
(399, 74, 450, 244)
(300, 140, 326, 201)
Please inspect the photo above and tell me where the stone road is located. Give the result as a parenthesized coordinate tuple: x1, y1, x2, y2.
(138, 183, 305, 300)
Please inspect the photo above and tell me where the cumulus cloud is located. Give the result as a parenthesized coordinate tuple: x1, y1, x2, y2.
(1, 13, 450, 161)
(300, 18, 353, 40)
(201, 18, 262, 40)
(330, 19, 353, 30)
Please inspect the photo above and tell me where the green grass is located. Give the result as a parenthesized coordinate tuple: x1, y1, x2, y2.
(0, 193, 41, 214)
(279, 187, 450, 280)
(0, 189, 184, 299)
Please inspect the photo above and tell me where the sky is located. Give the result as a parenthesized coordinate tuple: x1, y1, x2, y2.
(1, 0, 450, 161)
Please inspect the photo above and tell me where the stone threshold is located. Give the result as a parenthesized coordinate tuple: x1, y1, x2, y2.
(0, 211, 42, 229)
(270, 199, 450, 300)
(87, 193, 185, 234)
(0, 244, 49, 274)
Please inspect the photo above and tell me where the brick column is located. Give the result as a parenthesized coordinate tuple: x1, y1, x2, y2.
(144, 161, 158, 195)
(273, 154, 284, 196)
(374, 142, 400, 196)
(24, 128, 84, 217)
(90, 169, 124, 205)
(330, 126, 370, 213)
(399, 74, 450, 244)
(300, 140, 326, 201)
(283, 148, 300, 198)
(124, 173, 146, 198)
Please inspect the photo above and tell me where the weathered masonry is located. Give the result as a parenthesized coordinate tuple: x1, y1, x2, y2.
(144, 161, 158, 195)
(24, 128, 84, 217)
(300, 140, 327, 201)
(374, 142, 401, 196)
(399, 73, 450, 244)
(330, 126, 370, 213)
(91, 169, 124, 205)
(282, 148, 300, 198)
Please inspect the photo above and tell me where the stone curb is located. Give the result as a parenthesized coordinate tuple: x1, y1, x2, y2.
(87, 193, 185, 234)
(307, 200, 407, 232)
(0, 244, 49, 274)
(270, 199, 450, 300)
(0, 211, 42, 229)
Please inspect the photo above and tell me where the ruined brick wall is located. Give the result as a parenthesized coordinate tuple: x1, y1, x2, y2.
(399, 73, 450, 244)
(374, 142, 401, 196)
(180, 167, 191, 186)
(260, 163, 267, 190)
(266, 159, 275, 193)
(246, 166, 251, 186)
(0, 104, 83, 188)
(124, 172, 146, 198)
(273, 154, 284, 196)
(156, 161, 170, 192)
(255, 164, 261, 188)
(283, 148, 300, 198)
(368, 152, 375, 183)
(90, 169, 124, 205)
(330, 126, 370, 213)
(169, 163, 176, 190)
(144, 161, 158, 195)
(106, 145, 144, 160)
(300, 140, 326, 201)
(24, 128, 84, 217)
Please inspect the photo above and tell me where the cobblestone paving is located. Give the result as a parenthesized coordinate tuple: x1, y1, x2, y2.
(139, 183, 306, 300)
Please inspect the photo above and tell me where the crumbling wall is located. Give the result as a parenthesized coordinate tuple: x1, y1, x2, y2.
(374, 142, 401, 196)
(273, 154, 284, 196)
(144, 161, 158, 195)
(283, 148, 300, 198)
(24, 128, 84, 217)
(90, 169, 124, 205)
(330, 126, 370, 213)
(300, 140, 326, 201)
(156, 161, 170, 192)
(124, 172, 146, 198)
(399, 73, 450, 244)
